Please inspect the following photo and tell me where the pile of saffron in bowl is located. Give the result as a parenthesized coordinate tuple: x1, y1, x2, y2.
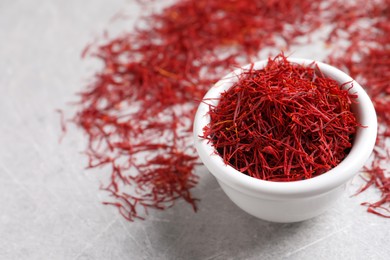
(203, 55, 360, 181)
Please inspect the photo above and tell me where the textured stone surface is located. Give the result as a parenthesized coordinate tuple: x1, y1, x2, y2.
(0, 1, 389, 259)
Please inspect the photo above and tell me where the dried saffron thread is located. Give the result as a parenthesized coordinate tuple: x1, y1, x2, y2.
(202, 54, 360, 181)
(56, 109, 67, 143)
(74, 0, 331, 221)
(70, 0, 390, 220)
(325, 0, 390, 217)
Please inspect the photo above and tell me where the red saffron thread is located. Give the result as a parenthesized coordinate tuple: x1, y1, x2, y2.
(69, 0, 390, 220)
(56, 109, 67, 143)
(202, 54, 360, 181)
(73, 0, 329, 221)
(326, 0, 390, 217)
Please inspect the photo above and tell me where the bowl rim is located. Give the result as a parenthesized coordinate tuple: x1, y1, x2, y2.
(193, 58, 378, 199)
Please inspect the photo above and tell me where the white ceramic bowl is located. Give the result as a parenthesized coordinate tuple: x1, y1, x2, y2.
(194, 58, 377, 223)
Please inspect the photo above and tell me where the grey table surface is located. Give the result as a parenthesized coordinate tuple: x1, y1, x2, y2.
(0, 0, 389, 259)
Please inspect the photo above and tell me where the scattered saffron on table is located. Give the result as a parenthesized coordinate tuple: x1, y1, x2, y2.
(202, 54, 360, 181)
(327, 0, 390, 217)
(70, 0, 390, 220)
(74, 0, 329, 221)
